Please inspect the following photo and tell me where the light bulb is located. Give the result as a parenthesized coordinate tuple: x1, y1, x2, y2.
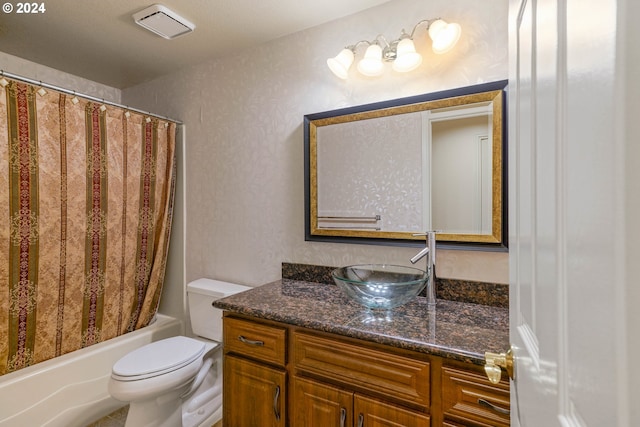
(357, 44, 384, 77)
(428, 19, 461, 54)
(327, 48, 354, 79)
(392, 38, 422, 72)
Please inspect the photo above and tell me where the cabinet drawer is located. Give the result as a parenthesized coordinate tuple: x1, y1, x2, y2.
(292, 332, 430, 410)
(441, 366, 510, 427)
(224, 317, 287, 366)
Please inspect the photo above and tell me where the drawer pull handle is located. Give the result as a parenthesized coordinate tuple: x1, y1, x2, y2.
(273, 385, 281, 420)
(357, 413, 364, 427)
(238, 335, 264, 346)
(340, 407, 346, 427)
(478, 398, 510, 415)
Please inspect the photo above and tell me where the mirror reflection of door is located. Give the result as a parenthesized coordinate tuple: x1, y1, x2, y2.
(429, 102, 493, 235)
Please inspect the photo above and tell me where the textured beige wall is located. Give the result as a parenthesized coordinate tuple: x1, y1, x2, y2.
(0, 52, 121, 103)
(123, 0, 510, 287)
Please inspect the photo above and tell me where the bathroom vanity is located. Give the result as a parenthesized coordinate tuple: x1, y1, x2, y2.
(214, 278, 510, 427)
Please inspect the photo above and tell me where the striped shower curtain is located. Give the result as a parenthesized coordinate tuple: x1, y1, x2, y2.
(0, 78, 177, 375)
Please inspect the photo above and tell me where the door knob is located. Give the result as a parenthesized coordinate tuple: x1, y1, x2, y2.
(484, 348, 515, 384)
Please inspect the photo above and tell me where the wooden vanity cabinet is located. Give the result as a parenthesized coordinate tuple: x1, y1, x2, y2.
(222, 317, 287, 427)
(292, 377, 430, 427)
(291, 331, 431, 427)
(222, 314, 509, 427)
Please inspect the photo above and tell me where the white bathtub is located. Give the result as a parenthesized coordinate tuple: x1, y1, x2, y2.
(0, 314, 182, 427)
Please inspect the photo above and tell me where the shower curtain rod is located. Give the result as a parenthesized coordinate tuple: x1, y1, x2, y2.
(0, 70, 183, 125)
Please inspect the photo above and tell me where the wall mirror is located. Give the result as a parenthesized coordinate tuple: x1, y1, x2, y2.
(304, 80, 508, 249)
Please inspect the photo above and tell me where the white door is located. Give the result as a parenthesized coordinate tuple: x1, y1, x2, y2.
(508, 0, 638, 425)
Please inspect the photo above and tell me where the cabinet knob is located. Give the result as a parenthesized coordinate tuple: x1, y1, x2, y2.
(484, 347, 515, 384)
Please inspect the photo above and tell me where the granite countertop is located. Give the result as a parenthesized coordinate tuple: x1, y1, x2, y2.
(214, 279, 509, 365)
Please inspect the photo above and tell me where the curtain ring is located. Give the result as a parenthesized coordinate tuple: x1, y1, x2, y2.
(37, 81, 47, 96)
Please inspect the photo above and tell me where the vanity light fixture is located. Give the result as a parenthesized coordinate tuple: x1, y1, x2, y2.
(327, 18, 461, 79)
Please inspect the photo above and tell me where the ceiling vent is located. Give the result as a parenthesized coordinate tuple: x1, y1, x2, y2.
(132, 4, 195, 39)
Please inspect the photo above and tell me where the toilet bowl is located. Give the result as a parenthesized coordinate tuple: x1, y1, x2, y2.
(108, 279, 250, 427)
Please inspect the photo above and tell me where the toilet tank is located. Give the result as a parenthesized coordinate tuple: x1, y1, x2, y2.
(187, 278, 250, 342)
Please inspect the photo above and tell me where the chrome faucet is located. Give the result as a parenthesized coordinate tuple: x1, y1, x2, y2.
(410, 231, 437, 308)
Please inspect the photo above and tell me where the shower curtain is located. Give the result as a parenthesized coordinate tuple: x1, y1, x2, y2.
(0, 78, 177, 375)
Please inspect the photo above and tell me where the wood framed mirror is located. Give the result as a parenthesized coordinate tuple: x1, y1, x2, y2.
(304, 80, 508, 249)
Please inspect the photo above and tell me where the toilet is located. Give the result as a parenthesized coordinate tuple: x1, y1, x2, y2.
(108, 279, 250, 427)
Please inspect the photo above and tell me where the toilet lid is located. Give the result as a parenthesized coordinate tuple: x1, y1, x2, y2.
(112, 336, 206, 380)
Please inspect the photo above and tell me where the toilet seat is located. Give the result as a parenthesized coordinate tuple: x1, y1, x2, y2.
(112, 336, 205, 381)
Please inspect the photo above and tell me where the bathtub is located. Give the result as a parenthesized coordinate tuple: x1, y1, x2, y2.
(0, 313, 182, 427)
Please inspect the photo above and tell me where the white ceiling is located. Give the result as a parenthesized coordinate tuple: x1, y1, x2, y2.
(0, 0, 392, 89)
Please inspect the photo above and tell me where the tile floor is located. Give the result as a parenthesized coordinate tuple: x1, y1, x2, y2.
(85, 406, 223, 427)
(85, 406, 128, 427)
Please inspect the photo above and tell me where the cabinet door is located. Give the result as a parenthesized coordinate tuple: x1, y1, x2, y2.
(354, 394, 430, 427)
(291, 376, 352, 427)
(224, 355, 286, 427)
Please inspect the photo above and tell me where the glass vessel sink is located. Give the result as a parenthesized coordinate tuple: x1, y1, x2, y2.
(331, 264, 429, 310)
